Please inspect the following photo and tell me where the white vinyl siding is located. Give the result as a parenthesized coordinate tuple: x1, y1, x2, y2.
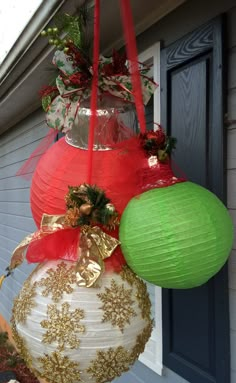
(0, 109, 47, 321)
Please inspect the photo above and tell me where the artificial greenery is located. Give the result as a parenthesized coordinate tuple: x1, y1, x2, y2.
(65, 184, 119, 229)
(0, 331, 8, 346)
(0, 331, 39, 382)
(41, 3, 92, 59)
(165, 136, 177, 155)
(0, 332, 23, 367)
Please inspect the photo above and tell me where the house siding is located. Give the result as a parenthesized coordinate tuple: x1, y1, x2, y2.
(0, 110, 47, 322)
(0, 1, 236, 383)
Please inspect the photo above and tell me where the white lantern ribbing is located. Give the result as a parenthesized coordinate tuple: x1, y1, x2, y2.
(11, 260, 152, 383)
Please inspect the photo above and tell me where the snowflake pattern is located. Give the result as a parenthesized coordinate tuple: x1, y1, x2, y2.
(134, 280, 151, 320)
(120, 265, 136, 286)
(38, 351, 81, 383)
(11, 317, 33, 368)
(131, 321, 153, 362)
(97, 279, 136, 332)
(87, 346, 133, 383)
(37, 262, 77, 302)
(41, 302, 85, 351)
(121, 266, 151, 320)
(12, 279, 37, 324)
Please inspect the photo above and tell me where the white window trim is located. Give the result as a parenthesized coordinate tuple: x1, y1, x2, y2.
(138, 42, 163, 376)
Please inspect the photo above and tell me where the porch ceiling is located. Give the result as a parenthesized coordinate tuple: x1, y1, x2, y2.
(0, 0, 185, 134)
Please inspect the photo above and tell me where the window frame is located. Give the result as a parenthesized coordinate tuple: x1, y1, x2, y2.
(137, 42, 163, 376)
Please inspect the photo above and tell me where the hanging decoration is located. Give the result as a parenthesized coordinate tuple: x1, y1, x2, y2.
(18, 3, 158, 226)
(116, 0, 233, 288)
(4, 1, 233, 383)
(137, 126, 185, 190)
(11, 260, 152, 383)
(2, 2, 157, 383)
(119, 130, 234, 288)
(2, 184, 125, 284)
(39, 9, 156, 134)
(30, 135, 148, 227)
(5, 185, 152, 383)
(29, 127, 182, 227)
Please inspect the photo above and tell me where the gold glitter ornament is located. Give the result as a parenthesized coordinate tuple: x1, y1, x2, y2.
(38, 262, 77, 302)
(120, 266, 151, 320)
(87, 346, 132, 382)
(38, 351, 82, 383)
(40, 302, 85, 351)
(64, 207, 80, 227)
(98, 279, 137, 332)
(131, 321, 153, 361)
(12, 259, 152, 383)
(12, 280, 37, 324)
(79, 203, 93, 215)
(11, 318, 34, 369)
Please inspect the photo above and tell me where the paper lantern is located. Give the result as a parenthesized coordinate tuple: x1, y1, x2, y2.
(119, 182, 234, 288)
(11, 260, 152, 383)
(30, 136, 147, 228)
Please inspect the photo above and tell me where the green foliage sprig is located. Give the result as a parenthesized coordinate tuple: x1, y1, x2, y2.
(65, 184, 119, 229)
(41, 3, 91, 57)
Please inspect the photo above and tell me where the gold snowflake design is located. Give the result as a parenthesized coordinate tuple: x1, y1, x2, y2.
(38, 262, 77, 302)
(38, 351, 81, 383)
(11, 317, 33, 368)
(97, 279, 137, 332)
(87, 346, 133, 383)
(135, 280, 151, 320)
(12, 279, 37, 324)
(11, 316, 42, 379)
(121, 266, 151, 320)
(120, 266, 137, 286)
(41, 302, 85, 351)
(130, 320, 153, 362)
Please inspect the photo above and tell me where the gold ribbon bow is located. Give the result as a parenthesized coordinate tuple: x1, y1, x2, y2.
(1, 214, 120, 288)
(8, 214, 65, 271)
(76, 226, 120, 287)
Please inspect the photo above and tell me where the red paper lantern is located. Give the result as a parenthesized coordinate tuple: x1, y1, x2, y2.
(30, 137, 145, 228)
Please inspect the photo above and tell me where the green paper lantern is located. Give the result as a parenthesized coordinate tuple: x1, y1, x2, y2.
(119, 182, 234, 288)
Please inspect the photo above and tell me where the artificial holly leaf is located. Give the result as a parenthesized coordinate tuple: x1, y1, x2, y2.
(165, 136, 177, 154)
(57, 60, 65, 69)
(42, 96, 51, 112)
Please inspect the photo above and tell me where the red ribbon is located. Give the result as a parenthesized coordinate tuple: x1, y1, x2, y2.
(26, 227, 81, 264)
(120, 0, 147, 134)
(87, 0, 100, 184)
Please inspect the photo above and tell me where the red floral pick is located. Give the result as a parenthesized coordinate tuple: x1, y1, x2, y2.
(66, 43, 91, 70)
(146, 130, 166, 145)
(68, 72, 91, 86)
(112, 49, 129, 74)
(139, 126, 167, 156)
(102, 49, 129, 76)
(39, 85, 58, 98)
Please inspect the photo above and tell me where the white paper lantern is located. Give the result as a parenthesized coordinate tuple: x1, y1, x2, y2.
(11, 260, 152, 383)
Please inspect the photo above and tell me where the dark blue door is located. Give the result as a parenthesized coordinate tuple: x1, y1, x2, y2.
(161, 17, 230, 383)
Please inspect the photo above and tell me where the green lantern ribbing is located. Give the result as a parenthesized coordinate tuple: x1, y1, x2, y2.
(119, 182, 234, 289)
